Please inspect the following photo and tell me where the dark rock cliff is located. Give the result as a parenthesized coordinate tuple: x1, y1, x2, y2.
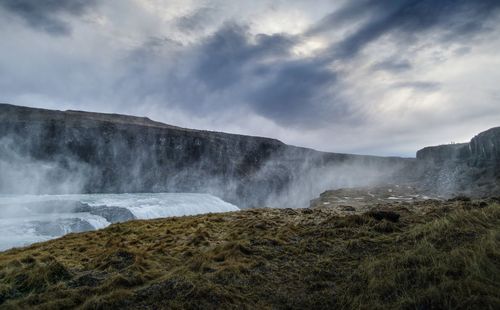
(416, 127, 500, 164)
(0, 104, 411, 208)
(415, 127, 500, 197)
(469, 127, 500, 163)
(416, 143, 470, 163)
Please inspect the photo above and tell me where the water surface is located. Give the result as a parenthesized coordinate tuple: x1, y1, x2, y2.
(0, 193, 239, 251)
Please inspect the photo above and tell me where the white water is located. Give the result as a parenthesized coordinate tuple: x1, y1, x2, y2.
(0, 213, 110, 251)
(0, 193, 239, 251)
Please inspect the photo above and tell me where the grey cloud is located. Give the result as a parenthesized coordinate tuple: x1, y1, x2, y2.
(190, 23, 350, 128)
(194, 23, 295, 91)
(248, 60, 341, 127)
(372, 59, 412, 73)
(307, 0, 376, 35)
(176, 7, 217, 33)
(0, 0, 96, 35)
(314, 0, 500, 59)
(394, 81, 442, 92)
(453, 46, 472, 56)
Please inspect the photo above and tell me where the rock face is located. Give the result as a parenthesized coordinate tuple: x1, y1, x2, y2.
(0, 200, 135, 223)
(415, 127, 500, 197)
(469, 127, 500, 163)
(416, 143, 470, 163)
(0, 104, 411, 208)
(32, 218, 95, 236)
(1, 103, 498, 206)
(83, 206, 136, 223)
(416, 127, 500, 164)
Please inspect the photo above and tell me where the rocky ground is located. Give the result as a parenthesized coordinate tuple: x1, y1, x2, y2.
(0, 188, 499, 309)
(309, 184, 439, 212)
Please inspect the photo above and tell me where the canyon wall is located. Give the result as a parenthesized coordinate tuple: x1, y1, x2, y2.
(416, 127, 500, 197)
(2, 103, 497, 206)
(0, 104, 411, 208)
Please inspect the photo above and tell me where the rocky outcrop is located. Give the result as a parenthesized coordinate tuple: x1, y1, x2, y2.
(469, 127, 500, 163)
(415, 127, 500, 197)
(417, 127, 500, 165)
(83, 206, 136, 223)
(416, 143, 470, 163)
(33, 218, 95, 236)
(0, 104, 412, 208)
(0, 200, 136, 224)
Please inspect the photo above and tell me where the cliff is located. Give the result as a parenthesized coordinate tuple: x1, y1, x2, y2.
(416, 143, 470, 163)
(2, 103, 498, 204)
(416, 127, 500, 164)
(415, 126, 500, 197)
(0, 104, 410, 208)
(469, 126, 500, 163)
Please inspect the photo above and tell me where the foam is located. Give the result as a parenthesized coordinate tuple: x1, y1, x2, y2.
(0, 193, 239, 251)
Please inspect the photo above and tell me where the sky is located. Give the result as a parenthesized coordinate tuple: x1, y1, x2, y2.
(0, 0, 499, 157)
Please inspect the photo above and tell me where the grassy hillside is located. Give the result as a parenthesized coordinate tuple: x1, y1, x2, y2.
(1, 199, 499, 309)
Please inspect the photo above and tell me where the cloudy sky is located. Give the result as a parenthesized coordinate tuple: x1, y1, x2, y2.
(1, 0, 499, 156)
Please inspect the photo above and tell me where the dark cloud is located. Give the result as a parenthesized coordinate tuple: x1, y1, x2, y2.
(248, 59, 340, 127)
(372, 59, 412, 73)
(313, 0, 500, 58)
(0, 0, 96, 35)
(189, 23, 349, 128)
(194, 23, 294, 90)
(176, 7, 217, 33)
(307, 0, 374, 35)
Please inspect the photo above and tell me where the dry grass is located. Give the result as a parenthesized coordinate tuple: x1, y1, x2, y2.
(0, 200, 499, 309)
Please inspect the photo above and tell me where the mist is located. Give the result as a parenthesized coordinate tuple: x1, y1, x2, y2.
(0, 105, 413, 210)
(0, 102, 497, 255)
(4, 104, 478, 252)
(0, 135, 92, 195)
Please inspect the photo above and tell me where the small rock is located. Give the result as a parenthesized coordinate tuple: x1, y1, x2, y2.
(366, 210, 400, 223)
(339, 205, 356, 212)
(448, 195, 471, 202)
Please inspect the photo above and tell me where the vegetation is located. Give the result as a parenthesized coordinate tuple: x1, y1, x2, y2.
(0, 199, 499, 309)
